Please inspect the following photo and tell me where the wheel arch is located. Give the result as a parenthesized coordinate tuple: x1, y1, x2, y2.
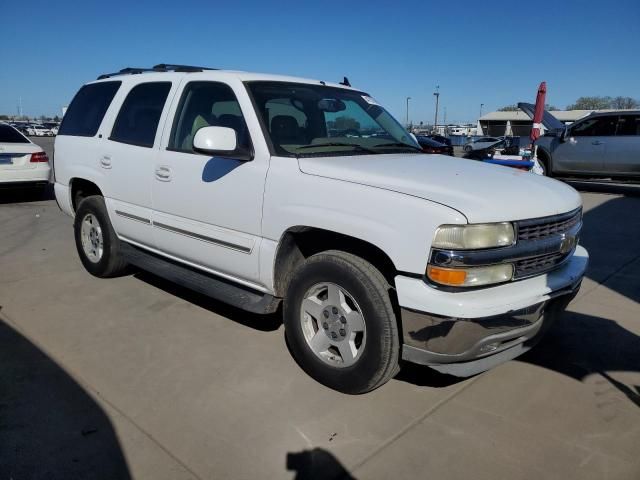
(70, 177, 103, 212)
(272, 226, 399, 298)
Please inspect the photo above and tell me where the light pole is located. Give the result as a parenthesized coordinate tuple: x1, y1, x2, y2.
(433, 86, 440, 133)
(405, 97, 411, 129)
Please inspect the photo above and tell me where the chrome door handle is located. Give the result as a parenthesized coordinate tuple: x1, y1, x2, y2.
(155, 166, 172, 181)
(591, 140, 604, 145)
(100, 155, 112, 169)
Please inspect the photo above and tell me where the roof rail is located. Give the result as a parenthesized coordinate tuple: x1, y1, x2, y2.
(97, 64, 216, 80)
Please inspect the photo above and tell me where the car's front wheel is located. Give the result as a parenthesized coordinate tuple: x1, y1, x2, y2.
(74, 195, 128, 278)
(284, 251, 400, 394)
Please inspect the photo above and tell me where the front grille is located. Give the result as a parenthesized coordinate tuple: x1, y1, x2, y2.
(517, 208, 582, 241)
(514, 252, 568, 278)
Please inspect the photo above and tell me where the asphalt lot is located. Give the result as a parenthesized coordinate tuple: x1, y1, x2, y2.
(1, 137, 639, 479)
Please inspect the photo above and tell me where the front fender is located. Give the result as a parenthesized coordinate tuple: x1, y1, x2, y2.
(261, 158, 466, 277)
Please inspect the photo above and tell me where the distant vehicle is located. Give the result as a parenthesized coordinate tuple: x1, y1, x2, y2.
(0, 123, 50, 189)
(427, 134, 452, 146)
(519, 103, 640, 178)
(463, 136, 503, 153)
(415, 135, 453, 155)
(26, 124, 54, 137)
(43, 122, 60, 135)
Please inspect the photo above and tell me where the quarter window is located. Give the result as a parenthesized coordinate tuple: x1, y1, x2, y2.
(110, 82, 171, 147)
(58, 81, 121, 137)
(169, 81, 251, 153)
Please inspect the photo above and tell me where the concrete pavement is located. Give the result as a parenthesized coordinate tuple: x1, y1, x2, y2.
(1, 142, 639, 479)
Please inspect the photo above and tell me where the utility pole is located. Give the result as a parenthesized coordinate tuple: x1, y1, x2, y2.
(405, 97, 411, 128)
(433, 86, 440, 133)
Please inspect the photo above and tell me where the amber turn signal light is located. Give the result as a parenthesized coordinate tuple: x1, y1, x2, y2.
(427, 266, 467, 286)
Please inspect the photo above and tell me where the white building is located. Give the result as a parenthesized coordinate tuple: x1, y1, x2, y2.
(476, 110, 607, 137)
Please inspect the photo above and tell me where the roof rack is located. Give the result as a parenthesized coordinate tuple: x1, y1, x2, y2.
(97, 64, 216, 80)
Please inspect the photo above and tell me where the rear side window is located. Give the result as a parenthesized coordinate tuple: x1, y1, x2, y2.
(616, 115, 640, 136)
(110, 82, 171, 147)
(58, 81, 121, 137)
(0, 124, 29, 143)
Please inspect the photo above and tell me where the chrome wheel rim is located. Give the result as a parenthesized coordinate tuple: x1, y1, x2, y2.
(80, 213, 104, 263)
(300, 282, 366, 368)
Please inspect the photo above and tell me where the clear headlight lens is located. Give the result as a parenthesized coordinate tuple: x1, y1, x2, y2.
(427, 264, 514, 287)
(433, 223, 515, 250)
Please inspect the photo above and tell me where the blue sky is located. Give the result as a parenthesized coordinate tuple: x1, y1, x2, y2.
(1, 0, 639, 123)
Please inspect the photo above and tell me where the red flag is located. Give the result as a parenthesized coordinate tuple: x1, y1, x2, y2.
(530, 82, 546, 142)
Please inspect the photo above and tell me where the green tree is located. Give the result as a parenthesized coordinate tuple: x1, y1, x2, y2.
(566, 96, 612, 110)
(497, 104, 519, 111)
(609, 96, 639, 109)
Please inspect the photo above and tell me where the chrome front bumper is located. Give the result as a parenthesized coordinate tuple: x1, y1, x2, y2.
(400, 278, 582, 377)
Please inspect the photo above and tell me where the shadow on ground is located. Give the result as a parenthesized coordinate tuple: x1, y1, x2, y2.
(0, 312, 131, 480)
(134, 271, 283, 332)
(0, 183, 54, 204)
(287, 448, 356, 480)
(519, 310, 640, 405)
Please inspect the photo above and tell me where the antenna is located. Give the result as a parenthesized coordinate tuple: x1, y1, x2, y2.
(339, 77, 351, 87)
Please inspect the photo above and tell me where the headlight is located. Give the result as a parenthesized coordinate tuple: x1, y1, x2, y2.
(427, 264, 513, 287)
(433, 223, 515, 250)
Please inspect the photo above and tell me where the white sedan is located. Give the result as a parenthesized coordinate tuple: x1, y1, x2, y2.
(0, 123, 51, 188)
(26, 124, 54, 136)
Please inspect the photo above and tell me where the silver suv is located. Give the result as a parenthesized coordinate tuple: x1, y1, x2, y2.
(520, 104, 640, 178)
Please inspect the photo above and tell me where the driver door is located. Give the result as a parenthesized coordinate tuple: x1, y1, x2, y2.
(554, 115, 616, 174)
(151, 79, 269, 286)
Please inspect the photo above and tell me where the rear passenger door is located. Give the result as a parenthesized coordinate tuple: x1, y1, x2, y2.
(101, 81, 176, 247)
(605, 114, 640, 176)
(151, 79, 269, 286)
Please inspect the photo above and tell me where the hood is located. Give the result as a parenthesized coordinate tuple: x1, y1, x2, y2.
(298, 154, 582, 223)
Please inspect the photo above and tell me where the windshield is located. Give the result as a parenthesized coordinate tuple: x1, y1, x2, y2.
(246, 81, 420, 157)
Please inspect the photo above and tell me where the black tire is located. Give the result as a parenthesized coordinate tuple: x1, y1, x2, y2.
(463, 145, 472, 153)
(284, 250, 400, 394)
(537, 151, 551, 177)
(74, 195, 128, 278)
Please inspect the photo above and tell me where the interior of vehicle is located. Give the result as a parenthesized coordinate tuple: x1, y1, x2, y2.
(246, 81, 420, 157)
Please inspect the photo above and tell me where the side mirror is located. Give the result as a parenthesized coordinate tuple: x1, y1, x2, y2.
(560, 127, 569, 142)
(193, 126, 252, 161)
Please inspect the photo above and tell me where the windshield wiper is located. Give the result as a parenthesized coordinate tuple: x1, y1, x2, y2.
(373, 142, 423, 151)
(295, 143, 377, 154)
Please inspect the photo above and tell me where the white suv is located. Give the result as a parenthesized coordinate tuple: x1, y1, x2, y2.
(54, 64, 588, 393)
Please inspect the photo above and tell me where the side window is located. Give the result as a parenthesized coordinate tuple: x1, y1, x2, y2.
(110, 82, 171, 147)
(571, 116, 617, 137)
(616, 115, 640, 136)
(58, 81, 121, 137)
(169, 81, 251, 153)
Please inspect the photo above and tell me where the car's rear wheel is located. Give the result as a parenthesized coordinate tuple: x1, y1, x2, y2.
(284, 250, 400, 394)
(74, 195, 128, 278)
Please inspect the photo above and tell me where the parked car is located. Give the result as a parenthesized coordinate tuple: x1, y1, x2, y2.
(54, 65, 587, 394)
(44, 122, 60, 135)
(26, 124, 54, 136)
(0, 122, 50, 189)
(519, 103, 640, 178)
(415, 135, 453, 155)
(463, 136, 503, 153)
(427, 134, 452, 147)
